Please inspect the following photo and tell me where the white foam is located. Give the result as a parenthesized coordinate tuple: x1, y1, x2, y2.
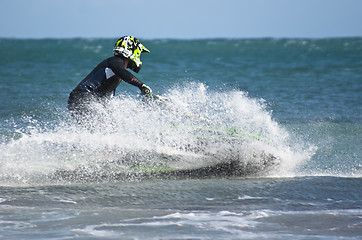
(0, 83, 314, 184)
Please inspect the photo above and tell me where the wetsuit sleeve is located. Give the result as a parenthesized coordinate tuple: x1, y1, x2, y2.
(108, 58, 145, 89)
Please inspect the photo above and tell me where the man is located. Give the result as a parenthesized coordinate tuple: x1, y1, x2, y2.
(68, 36, 152, 124)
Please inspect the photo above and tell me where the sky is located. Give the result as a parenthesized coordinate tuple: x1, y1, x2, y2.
(1, 0, 362, 39)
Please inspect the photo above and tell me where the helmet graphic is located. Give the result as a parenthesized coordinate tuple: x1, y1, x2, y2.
(113, 36, 150, 73)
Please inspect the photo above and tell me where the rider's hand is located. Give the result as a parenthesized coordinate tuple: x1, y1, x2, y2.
(140, 84, 152, 95)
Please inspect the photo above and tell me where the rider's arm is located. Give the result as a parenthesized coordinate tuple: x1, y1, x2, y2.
(109, 57, 152, 95)
(108, 57, 144, 89)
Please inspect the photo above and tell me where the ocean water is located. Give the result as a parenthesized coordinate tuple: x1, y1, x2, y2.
(0, 38, 361, 239)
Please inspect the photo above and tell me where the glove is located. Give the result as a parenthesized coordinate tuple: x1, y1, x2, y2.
(140, 84, 152, 95)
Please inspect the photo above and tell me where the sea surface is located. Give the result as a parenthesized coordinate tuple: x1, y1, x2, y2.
(0, 38, 361, 239)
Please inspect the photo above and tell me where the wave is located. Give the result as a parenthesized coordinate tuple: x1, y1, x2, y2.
(0, 83, 313, 185)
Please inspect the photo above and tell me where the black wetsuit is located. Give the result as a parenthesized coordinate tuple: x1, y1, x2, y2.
(68, 56, 145, 122)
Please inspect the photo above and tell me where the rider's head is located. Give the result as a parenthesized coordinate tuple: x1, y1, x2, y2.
(113, 36, 150, 73)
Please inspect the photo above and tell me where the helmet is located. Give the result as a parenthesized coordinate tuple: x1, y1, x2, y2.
(113, 36, 150, 73)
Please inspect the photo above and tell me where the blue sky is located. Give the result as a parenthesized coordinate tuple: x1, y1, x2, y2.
(1, 0, 361, 39)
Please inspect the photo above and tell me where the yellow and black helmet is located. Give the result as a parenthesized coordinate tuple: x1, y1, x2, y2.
(113, 36, 150, 73)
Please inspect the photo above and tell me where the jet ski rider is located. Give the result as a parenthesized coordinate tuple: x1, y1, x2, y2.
(67, 36, 152, 123)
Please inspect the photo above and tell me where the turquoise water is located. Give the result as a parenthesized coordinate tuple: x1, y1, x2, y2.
(0, 38, 361, 239)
